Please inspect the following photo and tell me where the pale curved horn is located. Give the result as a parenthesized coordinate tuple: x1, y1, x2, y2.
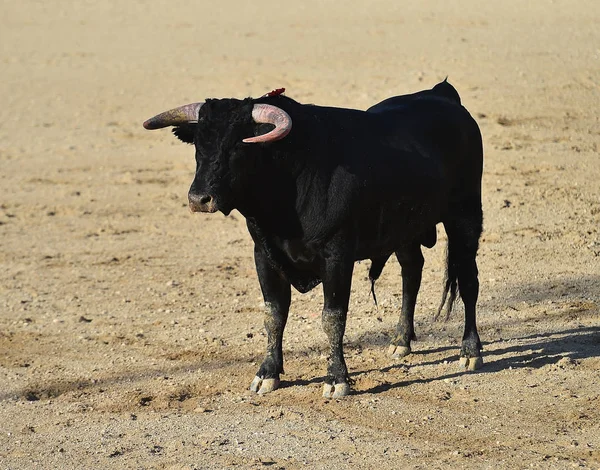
(242, 104, 292, 143)
(143, 102, 204, 130)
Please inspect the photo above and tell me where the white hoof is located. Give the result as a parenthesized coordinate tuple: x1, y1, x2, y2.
(250, 376, 262, 392)
(458, 356, 483, 371)
(388, 345, 411, 359)
(322, 382, 351, 399)
(468, 356, 484, 371)
(258, 378, 280, 394)
(249, 376, 280, 394)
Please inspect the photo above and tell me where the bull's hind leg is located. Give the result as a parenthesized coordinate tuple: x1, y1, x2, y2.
(250, 245, 291, 394)
(444, 211, 483, 371)
(388, 243, 424, 358)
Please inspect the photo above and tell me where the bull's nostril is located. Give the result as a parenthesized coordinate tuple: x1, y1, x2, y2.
(200, 195, 212, 205)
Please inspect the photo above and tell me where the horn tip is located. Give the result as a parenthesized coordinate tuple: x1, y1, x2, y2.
(143, 119, 160, 130)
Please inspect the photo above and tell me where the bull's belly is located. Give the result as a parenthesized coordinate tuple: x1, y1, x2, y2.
(251, 202, 443, 292)
(353, 210, 441, 259)
(354, 235, 418, 261)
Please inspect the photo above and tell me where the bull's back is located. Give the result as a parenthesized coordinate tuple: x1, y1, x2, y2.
(368, 83, 482, 191)
(367, 79, 461, 114)
(353, 81, 483, 253)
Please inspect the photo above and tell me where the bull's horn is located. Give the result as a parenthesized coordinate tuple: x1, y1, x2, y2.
(143, 102, 204, 130)
(243, 104, 292, 143)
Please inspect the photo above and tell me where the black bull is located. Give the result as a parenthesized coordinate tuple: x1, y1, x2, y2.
(143, 80, 484, 398)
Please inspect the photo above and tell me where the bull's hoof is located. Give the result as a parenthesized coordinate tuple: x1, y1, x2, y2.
(388, 344, 411, 359)
(322, 382, 351, 399)
(249, 376, 280, 395)
(458, 356, 484, 371)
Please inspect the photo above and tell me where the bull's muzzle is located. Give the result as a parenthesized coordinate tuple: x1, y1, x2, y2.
(188, 193, 218, 213)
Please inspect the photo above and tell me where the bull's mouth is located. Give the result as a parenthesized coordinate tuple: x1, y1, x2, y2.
(190, 204, 218, 213)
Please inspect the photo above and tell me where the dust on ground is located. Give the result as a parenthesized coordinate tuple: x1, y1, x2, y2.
(1, 1, 599, 468)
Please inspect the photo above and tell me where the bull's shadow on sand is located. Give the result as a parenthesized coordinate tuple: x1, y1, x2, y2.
(4, 323, 598, 402)
(344, 275, 600, 394)
(349, 324, 600, 395)
(277, 323, 600, 394)
(5, 276, 599, 401)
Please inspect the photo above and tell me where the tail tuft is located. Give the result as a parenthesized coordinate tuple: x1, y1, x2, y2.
(434, 242, 459, 321)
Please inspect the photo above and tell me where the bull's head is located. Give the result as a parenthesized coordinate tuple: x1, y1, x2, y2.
(143, 99, 292, 215)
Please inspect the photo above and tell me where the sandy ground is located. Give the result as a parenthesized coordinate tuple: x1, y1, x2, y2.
(1, 1, 600, 468)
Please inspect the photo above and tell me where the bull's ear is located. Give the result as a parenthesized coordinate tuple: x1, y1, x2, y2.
(172, 124, 197, 144)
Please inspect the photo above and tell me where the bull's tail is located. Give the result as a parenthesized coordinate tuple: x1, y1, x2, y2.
(434, 239, 459, 321)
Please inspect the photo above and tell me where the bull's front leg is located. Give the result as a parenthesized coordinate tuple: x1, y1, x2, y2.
(321, 258, 354, 399)
(250, 245, 291, 395)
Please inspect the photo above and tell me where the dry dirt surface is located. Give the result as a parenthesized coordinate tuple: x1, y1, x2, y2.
(1, 1, 599, 469)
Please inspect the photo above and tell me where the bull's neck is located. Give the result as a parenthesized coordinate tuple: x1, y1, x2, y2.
(235, 156, 303, 238)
